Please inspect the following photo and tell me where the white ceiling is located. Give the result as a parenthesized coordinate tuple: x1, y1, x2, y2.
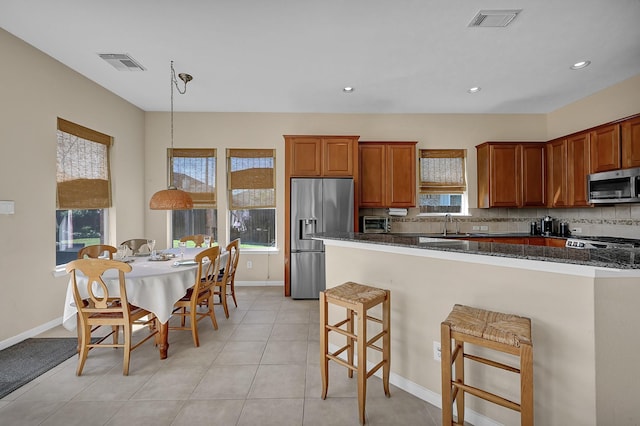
(2, 0, 639, 114)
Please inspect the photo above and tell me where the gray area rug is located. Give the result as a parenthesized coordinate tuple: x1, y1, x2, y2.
(0, 338, 78, 399)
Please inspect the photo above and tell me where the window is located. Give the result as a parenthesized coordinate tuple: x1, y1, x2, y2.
(169, 148, 217, 247)
(227, 149, 276, 248)
(419, 149, 467, 214)
(56, 118, 112, 265)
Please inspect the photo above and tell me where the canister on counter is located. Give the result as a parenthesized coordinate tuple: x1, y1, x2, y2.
(530, 221, 538, 235)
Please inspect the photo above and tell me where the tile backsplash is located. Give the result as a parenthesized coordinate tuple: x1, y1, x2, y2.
(361, 205, 640, 239)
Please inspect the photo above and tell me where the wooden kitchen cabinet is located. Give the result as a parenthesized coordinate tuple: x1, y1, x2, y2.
(463, 236, 565, 246)
(567, 132, 591, 206)
(545, 238, 567, 248)
(285, 135, 359, 177)
(359, 141, 416, 208)
(476, 142, 546, 208)
(622, 115, 640, 168)
(547, 132, 591, 207)
(590, 123, 620, 173)
(548, 138, 569, 207)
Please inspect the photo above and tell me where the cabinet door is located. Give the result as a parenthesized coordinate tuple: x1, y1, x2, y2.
(590, 124, 620, 173)
(548, 139, 568, 207)
(489, 144, 521, 207)
(528, 237, 546, 246)
(323, 138, 354, 176)
(288, 137, 321, 176)
(521, 144, 546, 206)
(567, 132, 591, 206)
(545, 238, 567, 248)
(359, 144, 386, 207)
(622, 116, 640, 169)
(386, 144, 416, 207)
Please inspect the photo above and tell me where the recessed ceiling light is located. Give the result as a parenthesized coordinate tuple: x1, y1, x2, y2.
(570, 60, 591, 70)
(467, 87, 481, 94)
(343, 87, 354, 93)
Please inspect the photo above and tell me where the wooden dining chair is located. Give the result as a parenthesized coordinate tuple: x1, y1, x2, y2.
(215, 239, 240, 318)
(179, 234, 205, 247)
(119, 239, 148, 255)
(78, 244, 117, 259)
(66, 258, 159, 376)
(170, 246, 221, 347)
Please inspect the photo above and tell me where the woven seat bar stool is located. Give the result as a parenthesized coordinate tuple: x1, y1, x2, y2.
(441, 304, 533, 426)
(320, 282, 391, 425)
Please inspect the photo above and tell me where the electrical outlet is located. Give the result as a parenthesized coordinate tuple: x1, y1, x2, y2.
(246, 260, 253, 269)
(433, 341, 441, 361)
(480, 225, 488, 231)
(572, 227, 582, 234)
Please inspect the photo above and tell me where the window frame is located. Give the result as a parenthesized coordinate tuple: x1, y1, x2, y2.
(226, 148, 277, 250)
(418, 149, 468, 216)
(168, 148, 218, 247)
(55, 118, 112, 266)
(168, 148, 217, 208)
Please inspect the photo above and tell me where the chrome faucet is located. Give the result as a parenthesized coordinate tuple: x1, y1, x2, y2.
(443, 214, 452, 236)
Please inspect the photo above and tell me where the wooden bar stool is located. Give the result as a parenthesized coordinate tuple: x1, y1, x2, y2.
(441, 304, 533, 426)
(320, 282, 391, 425)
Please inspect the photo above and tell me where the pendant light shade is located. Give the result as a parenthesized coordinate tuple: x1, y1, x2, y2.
(149, 61, 194, 210)
(149, 186, 194, 210)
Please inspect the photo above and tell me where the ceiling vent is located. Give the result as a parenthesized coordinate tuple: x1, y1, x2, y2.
(98, 53, 146, 71)
(468, 9, 522, 27)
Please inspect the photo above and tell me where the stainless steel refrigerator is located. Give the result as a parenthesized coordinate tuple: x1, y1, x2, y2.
(290, 178, 354, 299)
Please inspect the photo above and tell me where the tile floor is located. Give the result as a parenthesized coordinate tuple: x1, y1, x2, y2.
(0, 286, 444, 425)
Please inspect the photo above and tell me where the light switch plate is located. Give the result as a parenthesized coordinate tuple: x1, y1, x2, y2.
(0, 200, 15, 215)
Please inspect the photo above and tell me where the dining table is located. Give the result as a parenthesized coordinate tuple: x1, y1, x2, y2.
(62, 246, 228, 359)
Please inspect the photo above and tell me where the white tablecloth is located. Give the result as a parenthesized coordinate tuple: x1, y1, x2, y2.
(62, 247, 227, 329)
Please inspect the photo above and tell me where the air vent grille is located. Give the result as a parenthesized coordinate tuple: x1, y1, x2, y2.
(468, 10, 522, 27)
(98, 53, 146, 71)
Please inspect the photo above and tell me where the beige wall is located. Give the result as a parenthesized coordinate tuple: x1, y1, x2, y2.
(0, 29, 145, 343)
(546, 74, 640, 139)
(1, 24, 638, 348)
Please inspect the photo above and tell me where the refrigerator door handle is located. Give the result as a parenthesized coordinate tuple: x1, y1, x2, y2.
(299, 218, 318, 240)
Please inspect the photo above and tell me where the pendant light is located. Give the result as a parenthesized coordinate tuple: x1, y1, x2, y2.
(149, 61, 194, 210)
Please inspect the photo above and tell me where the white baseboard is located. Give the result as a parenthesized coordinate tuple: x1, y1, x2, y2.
(0, 317, 63, 351)
(235, 280, 284, 287)
(328, 343, 502, 426)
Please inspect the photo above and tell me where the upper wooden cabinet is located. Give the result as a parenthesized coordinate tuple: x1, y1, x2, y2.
(285, 135, 359, 177)
(359, 141, 416, 208)
(548, 138, 569, 207)
(567, 132, 591, 206)
(590, 123, 620, 173)
(547, 132, 591, 207)
(476, 142, 546, 208)
(622, 116, 640, 168)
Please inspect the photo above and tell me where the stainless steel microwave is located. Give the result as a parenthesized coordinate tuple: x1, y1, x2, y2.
(588, 166, 640, 204)
(361, 216, 391, 233)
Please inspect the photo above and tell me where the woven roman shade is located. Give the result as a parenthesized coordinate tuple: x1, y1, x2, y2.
(419, 149, 467, 193)
(227, 149, 275, 210)
(169, 148, 216, 207)
(56, 118, 112, 209)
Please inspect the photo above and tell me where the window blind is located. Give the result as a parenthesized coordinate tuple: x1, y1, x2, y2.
(227, 148, 276, 210)
(169, 148, 217, 207)
(56, 118, 112, 209)
(419, 149, 467, 193)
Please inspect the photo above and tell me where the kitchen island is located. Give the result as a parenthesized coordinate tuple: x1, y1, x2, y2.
(314, 232, 640, 426)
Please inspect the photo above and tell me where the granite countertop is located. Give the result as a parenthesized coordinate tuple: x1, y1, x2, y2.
(313, 232, 640, 270)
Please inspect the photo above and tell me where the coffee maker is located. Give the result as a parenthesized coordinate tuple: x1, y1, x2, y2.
(540, 216, 555, 236)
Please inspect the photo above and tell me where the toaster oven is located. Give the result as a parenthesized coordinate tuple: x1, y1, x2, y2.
(361, 216, 391, 233)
